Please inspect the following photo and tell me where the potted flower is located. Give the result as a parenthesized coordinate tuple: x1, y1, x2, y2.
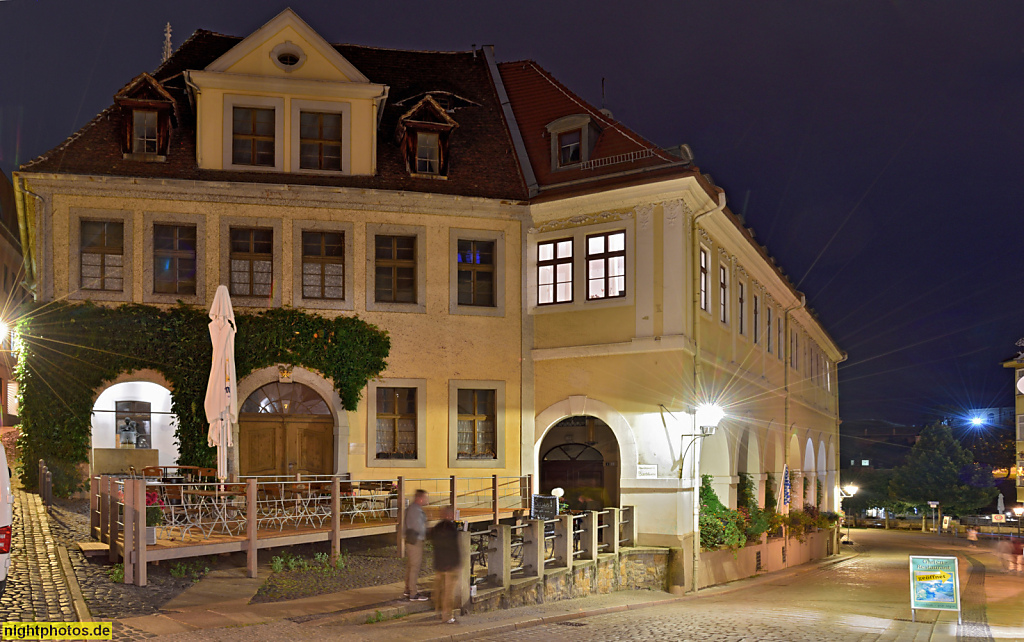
(145, 490, 164, 545)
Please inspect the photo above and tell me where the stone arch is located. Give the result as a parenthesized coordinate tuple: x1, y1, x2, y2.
(803, 437, 816, 506)
(736, 425, 762, 507)
(92, 369, 174, 403)
(534, 396, 638, 484)
(235, 365, 349, 475)
(701, 424, 734, 507)
(91, 379, 178, 469)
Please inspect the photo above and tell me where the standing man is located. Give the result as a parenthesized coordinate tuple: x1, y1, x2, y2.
(404, 489, 429, 601)
(430, 506, 462, 623)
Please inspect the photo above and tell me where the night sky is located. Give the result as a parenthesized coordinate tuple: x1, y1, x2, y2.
(2, 1, 1022, 425)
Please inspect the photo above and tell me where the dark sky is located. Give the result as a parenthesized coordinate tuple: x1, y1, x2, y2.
(2, 1, 1023, 425)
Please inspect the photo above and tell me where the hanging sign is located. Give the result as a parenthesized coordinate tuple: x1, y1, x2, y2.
(909, 556, 961, 623)
(992, 514, 1006, 523)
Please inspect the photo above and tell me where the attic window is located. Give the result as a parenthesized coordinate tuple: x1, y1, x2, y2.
(415, 132, 440, 174)
(545, 114, 596, 171)
(271, 42, 306, 72)
(558, 130, 581, 166)
(132, 111, 158, 155)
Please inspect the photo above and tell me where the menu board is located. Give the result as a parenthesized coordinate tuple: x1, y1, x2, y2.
(531, 495, 559, 521)
(909, 556, 960, 614)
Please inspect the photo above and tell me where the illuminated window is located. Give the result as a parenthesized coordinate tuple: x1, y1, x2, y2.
(586, 231, 626, 300)
(375, 387, 417, 460)
(116, 400, 152, 449)
(80, 221, 124, 291)
(538, 238, 573, 305)
(229, 228, 273, 297)
(301, 231, 345, 300)
(699, 248, 709, 312)
(719, 265, 728, 324)
(457, 389, 496, 460)
(153, 224, 197, 295)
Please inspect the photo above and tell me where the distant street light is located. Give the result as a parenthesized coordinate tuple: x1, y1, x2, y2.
(841, 485, 859, 544)
(970, 416, 983, 427)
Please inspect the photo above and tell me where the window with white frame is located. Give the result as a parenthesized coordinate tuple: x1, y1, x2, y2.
(586, 231, 626, 300)
(415, 131, 440, 174)
(538, 238, 573, 305)
(738, 281, 746, 335)
(719, 264, 728, 324)
(699, 247, 709, 312)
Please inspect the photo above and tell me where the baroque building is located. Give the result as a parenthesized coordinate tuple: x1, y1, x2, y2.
(12, 9, 843, 548)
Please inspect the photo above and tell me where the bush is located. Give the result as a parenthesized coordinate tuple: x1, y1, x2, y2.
(699, 475, 746, 551)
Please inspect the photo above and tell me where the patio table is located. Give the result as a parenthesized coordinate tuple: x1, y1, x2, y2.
(182, 486, 246, 537)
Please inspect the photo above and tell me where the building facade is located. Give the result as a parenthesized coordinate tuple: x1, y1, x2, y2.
(13, 10, 843, 547)
(1003, 346, 1024, 502)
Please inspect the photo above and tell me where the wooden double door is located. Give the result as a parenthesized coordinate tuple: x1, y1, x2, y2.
(239, 414, 334, 476)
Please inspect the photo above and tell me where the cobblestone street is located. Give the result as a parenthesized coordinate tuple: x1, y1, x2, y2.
(0, 487, 75, 622)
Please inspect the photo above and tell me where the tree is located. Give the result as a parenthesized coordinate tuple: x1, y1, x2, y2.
(890, 423, 998, 516)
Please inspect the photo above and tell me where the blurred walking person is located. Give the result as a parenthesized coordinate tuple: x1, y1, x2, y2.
(430, 505, 462, 623)
(403, 489, 429, 601)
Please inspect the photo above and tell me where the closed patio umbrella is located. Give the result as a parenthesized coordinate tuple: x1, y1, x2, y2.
(205, 285, 237, 482)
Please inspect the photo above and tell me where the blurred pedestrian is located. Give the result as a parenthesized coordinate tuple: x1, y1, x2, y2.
(966, 527, 978, 547)
(430, 505, 462, 623)
(996, 538, 1015, 571)
(403, 489, 429, 601)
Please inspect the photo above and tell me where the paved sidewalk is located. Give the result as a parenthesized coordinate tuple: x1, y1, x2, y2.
(0, 486, 76, 622)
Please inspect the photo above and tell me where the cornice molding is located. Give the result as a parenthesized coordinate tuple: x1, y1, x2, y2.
(528, 210, 633, 234)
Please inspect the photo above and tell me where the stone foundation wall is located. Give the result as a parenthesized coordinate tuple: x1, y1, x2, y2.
(469, 546, 668, 613)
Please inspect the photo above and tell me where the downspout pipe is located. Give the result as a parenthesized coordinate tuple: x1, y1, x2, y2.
(690, 189, 725, 594)
(13, 175, 40, 299)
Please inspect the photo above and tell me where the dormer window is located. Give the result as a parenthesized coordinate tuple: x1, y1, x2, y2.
(396, 95, 458, 179)
(114, 72, 175, 162)
(270, 41, 306, 72)
(415, 132, 440, 174)
(132, 111, 159, 155)
(299, 111, 342, 171)
(546, 114, 599, 171)
(232, 107, 275, 166)
(558, 129, 581, 166)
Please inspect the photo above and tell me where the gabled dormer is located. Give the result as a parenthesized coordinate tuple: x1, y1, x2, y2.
(396, 95, 458, 178)
(184, 8, 388, 175)
(114, 73, 177, 161)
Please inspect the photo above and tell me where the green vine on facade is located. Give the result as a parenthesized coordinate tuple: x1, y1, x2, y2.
(15, 302, 390, 495)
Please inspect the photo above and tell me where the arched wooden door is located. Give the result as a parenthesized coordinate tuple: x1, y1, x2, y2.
(239, 382, 333, 476)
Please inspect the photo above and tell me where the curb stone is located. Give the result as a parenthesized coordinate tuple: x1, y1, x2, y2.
(56, 544, 92, 622)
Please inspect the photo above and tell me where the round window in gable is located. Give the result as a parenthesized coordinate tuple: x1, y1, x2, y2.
(271, 42, 306, 72)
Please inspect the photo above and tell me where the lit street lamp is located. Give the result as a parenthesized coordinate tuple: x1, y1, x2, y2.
(840, 484, 859, 544)
(689, 403, 724, 594)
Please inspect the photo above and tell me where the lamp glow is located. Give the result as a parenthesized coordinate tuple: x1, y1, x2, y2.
(551, 487, 564, 499)
(970, 417, 983, 426)
(695, 403, 725, 431)
(843, 484, 859, 496)
(1013, 507, 1023, 517)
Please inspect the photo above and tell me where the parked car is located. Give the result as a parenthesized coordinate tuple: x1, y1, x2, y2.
(0, 445, 11, 596)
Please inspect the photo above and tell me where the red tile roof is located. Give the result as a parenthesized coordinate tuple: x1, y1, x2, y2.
(497, 60, 687, 191)
(21, 31, 529, 202)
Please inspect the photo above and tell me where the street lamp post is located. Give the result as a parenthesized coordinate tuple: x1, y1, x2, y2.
(689, 403, 724, 594)
(840, 484, 858, 544)
(1013, 506, 1023, 539)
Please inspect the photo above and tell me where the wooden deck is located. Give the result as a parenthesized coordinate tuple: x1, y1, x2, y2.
(92, 506, 519, 563)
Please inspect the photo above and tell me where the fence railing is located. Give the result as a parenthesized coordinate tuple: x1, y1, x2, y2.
(468, 506, 635, 593)
(91, 472, 533, 586)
